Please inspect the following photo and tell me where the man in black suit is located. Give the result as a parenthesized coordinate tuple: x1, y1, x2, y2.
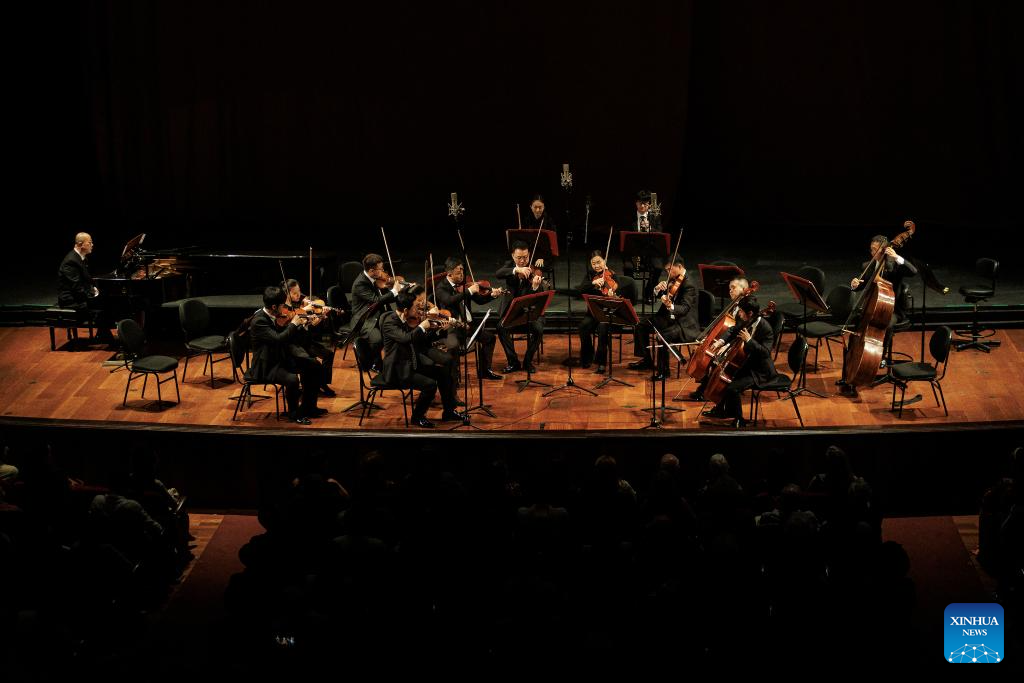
(349, 253, 403, 372)
(249, 286, 325, 425)
(283, 278, 338, 397)
(381, 291, 464, 428)
(630, 258, 699, 379)
(624, 190, 665, 303)
(432, 256, 503, 380)
(495, 240, 552, 373)
(57, 232, 114, 340)
(701, 296, 777, 427)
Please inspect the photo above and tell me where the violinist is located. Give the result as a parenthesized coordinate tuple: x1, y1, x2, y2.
(350, 253, 403, 373)
(495, 240, 551, 373)
(433, 256, 503, 381)
(522, 194, 556, 229)
(690, 276, 749, 401)
(701, 296, 776, 428)
(283, 279, 338, 398)
(250, 286, 326, 425)
(577, 250, 619, 372)
(629, 259, 699, 380)
(381, 290, 465, 428)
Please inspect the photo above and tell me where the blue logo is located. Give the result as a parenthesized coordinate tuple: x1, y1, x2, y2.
(945, 603, 1004, 663)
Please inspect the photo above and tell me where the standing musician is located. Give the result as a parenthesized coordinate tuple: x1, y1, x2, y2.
(838, 234, 918, 394)
(433, 256, 504, 381)
(381, 290, 465, 428)
(283, 279, 338, 397)
(690, 276, 749, 401)
(624, 190, 664, 303)
(57, 231, 115, 342)
(495, 240, 552, 373)
(701, 296, 777, 427)
(350, 253, 403, 372)
(522, 194, 556, 229)
(577, 250, 629, 372)
(250, 286, 326, 425)
(629, 258, 699, 380)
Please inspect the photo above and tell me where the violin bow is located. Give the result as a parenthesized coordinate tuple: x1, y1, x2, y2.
(527, 223, 544, 268)
(456, 229, 477, 284)
(604, 226, 614, 265)
(381, 226, 398, 284)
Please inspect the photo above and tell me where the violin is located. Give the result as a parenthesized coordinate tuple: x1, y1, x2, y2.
(374, 271, 409, 291)
(592, 266, 619, 297)
(302, 296, 343, 317)
(274, 302, 310, 327)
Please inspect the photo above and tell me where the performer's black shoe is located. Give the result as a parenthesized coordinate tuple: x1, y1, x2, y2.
(702, 406, 727, 419)
(454, 399, 466, 407)
(595, 365, 605, 374)
(319, 385, 336, 397)
(479, 370, 504, 380)
(368, 363, 381, 374)
(732, 417, 749, 428)
(690, 391, 704, 401)
(413, 416, 436, 428)
(291, 415, 312, 425)
(440, 410, 466, 422)
(629, 360, 653, 370)
(304, 407, 328, 418)
(835, 378, 848, 386)
(524, 364, 538, 374)
(502, 363, 522, 374)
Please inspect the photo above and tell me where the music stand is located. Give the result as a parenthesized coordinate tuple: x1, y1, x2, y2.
(621, 231, 671, 314)
(780, 271, 829, 399)
(451, 310, 493, 430)
(699, 264, 746, 310)
(582, 294, 640, 390)
(905, 256, 951, 363)
(501, 290, 555, 392)
(642, 322, 685, 429)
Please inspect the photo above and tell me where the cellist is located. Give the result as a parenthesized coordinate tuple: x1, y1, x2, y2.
(701, 296, 777, 428)
(690, 276, 750, 401)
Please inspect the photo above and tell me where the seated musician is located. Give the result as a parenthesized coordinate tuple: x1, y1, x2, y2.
(283, 278, 338, 398)
(577, 250, 625, 373)
(57, 232, 114, 342)
(350, 253, 403, 373)
(691, 276, 749, 400)
(381, 290, 465, 428)
(623, 190, 664, 303)
(250, 286, 326, 425)
(433, 256, 504, 381)
(629, 258, 699, 379)
(522, 194, 556, 229)
(495, 240, 552, 374)
(701, 296, 776, 428)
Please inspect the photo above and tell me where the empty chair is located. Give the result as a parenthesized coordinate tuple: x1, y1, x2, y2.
(178, 299, 232, 387)
(801, 285, 856, 370)
(954, 258, 1001, 352)
(116, 319, 180, 410)
(891, 326, 953, 418)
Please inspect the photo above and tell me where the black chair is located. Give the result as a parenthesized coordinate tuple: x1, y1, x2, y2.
(749, 334, 808, 428)
(178, 299, 232, 387)
(116, 319, 180, 410)
(955, 258, 1001, 353)
(356, 353, 413, 427)
(338, 261, 365, 298)
(228, 331, 283, 421)
(891, 326, 953, 418)
(775, 265, 826, 358)
(801, 285, 856, 370)
(343, 347, 385, 414)
(327, 284, 356, 359)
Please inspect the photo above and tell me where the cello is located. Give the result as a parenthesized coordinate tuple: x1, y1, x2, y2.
(685, 281, 759, 380)
(842, 221, 916, 387)
(703, 301, 777, 404)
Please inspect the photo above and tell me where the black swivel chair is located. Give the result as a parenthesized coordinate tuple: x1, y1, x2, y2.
(955, 258, 1001, 353)
(116, 319, 180, 410)
(749, 334, 808, 428)
(179, 299, 232, 387)
(891, 326, 953, 418)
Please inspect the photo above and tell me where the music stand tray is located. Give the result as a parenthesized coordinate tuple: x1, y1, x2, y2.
(505, 229, 559, 258)
(502, 290, 555, 392)
(619, 231, 670, 262)
(643, 322, 685, 428)
(583, 294, 640, 389)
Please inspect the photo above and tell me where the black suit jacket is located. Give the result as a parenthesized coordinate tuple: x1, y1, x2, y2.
(522, 214, 556, 230)
(655, 273, 700, 341)
(57, 249, 94, 307)
(350, 272, 397, 336)
(632, 212, 663, 232)
(381, 310, 428, 387)
(721, 316, 777, 384)
(249, 309, 299, 380)
(494, 260, 552, 321)
(433, 277, 491, 323)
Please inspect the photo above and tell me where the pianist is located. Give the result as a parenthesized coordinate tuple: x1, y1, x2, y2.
(57, 232, 114, 342)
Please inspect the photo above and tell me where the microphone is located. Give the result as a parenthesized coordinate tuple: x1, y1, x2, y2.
(585, 194, 591, 211)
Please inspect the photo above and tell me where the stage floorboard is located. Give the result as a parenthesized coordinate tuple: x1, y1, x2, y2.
(2, 326, 1022, 433)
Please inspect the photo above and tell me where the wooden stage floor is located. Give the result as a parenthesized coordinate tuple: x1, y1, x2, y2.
(2, 327, 1022, 433)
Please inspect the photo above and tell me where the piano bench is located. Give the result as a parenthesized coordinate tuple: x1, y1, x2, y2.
(45, 307, 93, 351)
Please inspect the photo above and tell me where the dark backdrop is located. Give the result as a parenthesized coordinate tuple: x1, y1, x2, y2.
(17, 0, 1023, 281)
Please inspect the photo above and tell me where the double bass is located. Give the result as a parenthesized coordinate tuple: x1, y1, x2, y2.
(703, 301, 776, 404)
(842, 221, 916, 387)
(685, 281, 759, 380)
